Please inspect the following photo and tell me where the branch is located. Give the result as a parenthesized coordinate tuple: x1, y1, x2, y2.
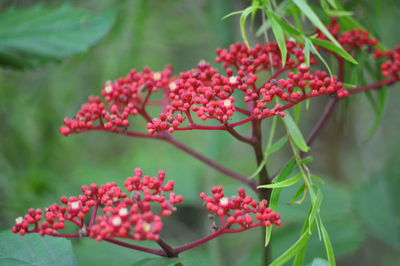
(105, 238, 167, 257)
(161, 133, 258, 191)
(349, 77, 397, 93)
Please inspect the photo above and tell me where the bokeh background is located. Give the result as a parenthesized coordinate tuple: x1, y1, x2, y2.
(0, 0, 399, 265)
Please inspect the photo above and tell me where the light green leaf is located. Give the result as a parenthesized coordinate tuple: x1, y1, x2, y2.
(266, 9, 287, 65)
(222, 10, 243, 20)
(240, 5, 261, 47)
(267, 10, 301, 35)
(289, 183, 306, 204)
(270, 220, 315, 266)
(310, 38, 357, 64)
(283, 112, 309, 152)
(0, 4, 118, 69)
(265, 158, 297, 246)
(267, 136, 288, 155)
(0, 231, 78, 266)
(258, 173, 301, 189)
(292, 0, 356, 64)
(320, 221, 336, 266)
(303, 37, 333, 76)
(308, 190, 323, 233)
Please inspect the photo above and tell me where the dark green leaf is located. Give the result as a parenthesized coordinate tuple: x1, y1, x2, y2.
(0, 4, 118, 69)
(0, 231, 78, 266)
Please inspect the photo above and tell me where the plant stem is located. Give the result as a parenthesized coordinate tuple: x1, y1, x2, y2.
(105, 238, 167, 256)
(251, 119, 271, 266)
(161, 133, 259, 191)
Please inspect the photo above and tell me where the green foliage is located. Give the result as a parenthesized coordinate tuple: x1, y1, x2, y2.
(0, 231, 78, 266)
(0, 4, 117, 69)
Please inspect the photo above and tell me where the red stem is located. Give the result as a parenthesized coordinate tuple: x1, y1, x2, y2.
(349, 77, 397, 93)
(105, 238, 167, 256)
(174, 223, 230, 253)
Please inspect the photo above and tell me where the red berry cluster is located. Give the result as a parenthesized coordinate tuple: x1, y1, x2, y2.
(200, 186, 281, 229)
(60, 66, 173, 136)
(12, 168, 184, 242)
(375, 46, 400, 79)
(216, 40, 310, 72)
(316, 18, 378, 52)
(253, 66, 348, 119)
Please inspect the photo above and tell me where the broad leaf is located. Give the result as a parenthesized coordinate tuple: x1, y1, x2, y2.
(0, 231, 78, 266)
(0, 4, 117, 69)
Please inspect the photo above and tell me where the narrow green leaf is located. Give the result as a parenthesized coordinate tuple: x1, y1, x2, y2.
(300, 156, 313, 164)
(265, 157, 297, 246)
(267, 10, 301, 35)
(273, 157, 297, 182)
(289, 183, 306, 204)
(266, 9, 287, 65)
(303, 37, 333, 76)
(270, 220, 315, 266)
(320, 221, 337, 266)
(310, 38, 356, 64)
(308, 190, 323, 233)
(267, 136, 288, 155)
(283, 112, 309, 152)
(292, 0, 356, 64)
(311, 175, 325, 184)
(240, 5, 261, 47)
(222, 10, 243, 20)
(258, 173, 301, 189)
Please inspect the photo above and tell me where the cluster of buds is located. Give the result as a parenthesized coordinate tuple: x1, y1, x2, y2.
(60, 66, 173, 136)
(315, 17, 378, 52)
(12, 168, 184, 242)
(200, 186, 281, 229)
(375, 46, 400, 79)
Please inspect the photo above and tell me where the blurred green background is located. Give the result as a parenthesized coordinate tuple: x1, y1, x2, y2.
(0, 0, 399, 265)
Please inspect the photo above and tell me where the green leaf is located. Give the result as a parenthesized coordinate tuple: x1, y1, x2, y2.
(240, 5, 261, 47)
(258, 173, 301, 189)
(292, 0, 356, 64)
(289, 183, 306, 204)
(222, 10, 243, 20)
(308, 190, 323, 233)
(265, 9, 287, 65)
(311, 175, 325, 185)
(320, 220, 336, 266)
(303, 36, 333, 76)
(267, 10, 301, 35)
(265, 158, 297, 246)
(270, 220, 316, 266)
(310, 38, 356, 64)
(0, 231, 78, 266)
(0, 4, 118, 69)
(267, 136, 288, 155)
(283, 112, 309, 152)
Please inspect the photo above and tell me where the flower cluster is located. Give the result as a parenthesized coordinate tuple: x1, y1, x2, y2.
(200, 186, 281, 229)
(315, 18, 378, 52)
(60, 65, 173, 136)
(375, 46, 400, 79)
(12, 168, 184, 242)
